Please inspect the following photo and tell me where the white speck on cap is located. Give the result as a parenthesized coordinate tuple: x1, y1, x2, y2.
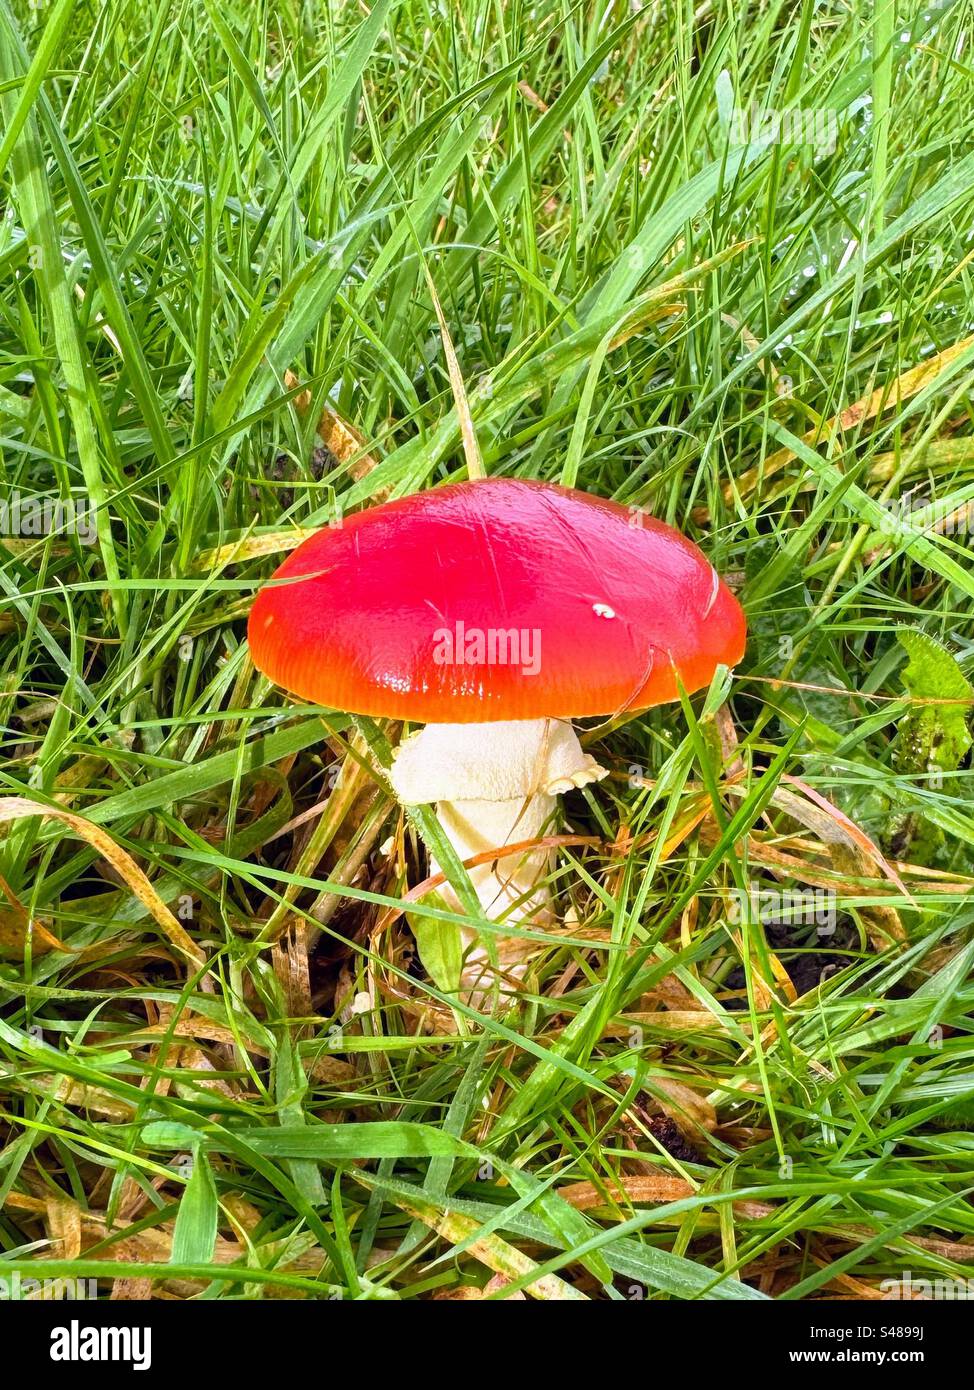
(593, 603, 616, 619)
(703, 567, 720, 618)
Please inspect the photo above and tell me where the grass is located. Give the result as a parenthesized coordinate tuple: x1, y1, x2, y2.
(1, 0, 974, 1302)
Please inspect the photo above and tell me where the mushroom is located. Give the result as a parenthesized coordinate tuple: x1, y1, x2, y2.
(248, 478, 745, 1005)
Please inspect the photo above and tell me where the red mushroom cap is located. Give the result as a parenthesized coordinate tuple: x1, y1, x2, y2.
(247, 478, 745, 722)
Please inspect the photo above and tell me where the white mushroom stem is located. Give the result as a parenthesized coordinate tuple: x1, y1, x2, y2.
(389, 719, 606, 1003)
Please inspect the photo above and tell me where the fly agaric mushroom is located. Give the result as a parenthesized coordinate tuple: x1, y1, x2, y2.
(248, 478, 745, 1004)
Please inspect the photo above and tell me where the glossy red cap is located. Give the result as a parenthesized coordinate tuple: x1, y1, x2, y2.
(248, 479, 745, 722)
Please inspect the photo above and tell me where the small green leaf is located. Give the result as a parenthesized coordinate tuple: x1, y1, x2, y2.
(411, 890, 464, 994)
(894, 628, 973, 774)
(141, 1121, 200, 1150)
(171, 1150, 219, 1266)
